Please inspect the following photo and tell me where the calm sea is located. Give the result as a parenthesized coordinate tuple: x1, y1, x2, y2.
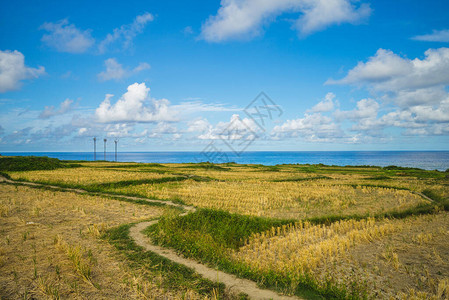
(2, 151, 449, 171)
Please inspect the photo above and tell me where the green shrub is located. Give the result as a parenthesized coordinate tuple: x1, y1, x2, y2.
(0, 156, 80, 171)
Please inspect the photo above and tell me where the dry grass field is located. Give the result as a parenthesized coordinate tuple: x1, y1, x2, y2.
(1, 157, 448, 299)
(233, 213, 449, 299)
(0, 184, 207, 299)
(7, 163, 433, 219)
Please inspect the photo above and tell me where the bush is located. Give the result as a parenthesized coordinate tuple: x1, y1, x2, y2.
(0, 156, 79, 171)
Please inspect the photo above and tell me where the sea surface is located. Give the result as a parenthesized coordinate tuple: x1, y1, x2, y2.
(2, 151, 449, 171)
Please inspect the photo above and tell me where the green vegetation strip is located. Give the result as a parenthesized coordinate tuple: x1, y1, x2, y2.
(103, 223, 228, 298)
(146, 195, 449, 299)
(0, 180, 179, 209)
(179, 162, 231, 171)
(272, 176, 330, 182)
(145, 209, 328, 299)
(0, 156, 80, 171)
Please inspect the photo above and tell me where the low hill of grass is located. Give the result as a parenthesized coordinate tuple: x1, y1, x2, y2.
(0, 156, 79, 171)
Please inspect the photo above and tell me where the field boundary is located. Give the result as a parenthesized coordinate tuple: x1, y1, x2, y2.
(0, 175, 300, 300)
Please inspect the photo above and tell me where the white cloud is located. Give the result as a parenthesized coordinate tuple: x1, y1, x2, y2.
(272, 112, 346, 141)
(0, 50, 45, 93)
(328, 48, 449, 137)
(307, 92, 337, 112)
(412, 29, 449, 43)
(149, 122, 179, 138)
(327, 49, 411, 87)
(294, 0, 371, 36)
(105, 123, 134, 137)
(410, 98, 449, 123)
(334, 98, 379, 121)
(200, 0, 371, 42)
(328, 48, 449, 97)
(97, 58, 150, 81)
(187, 118, 212, 133)
(173, 101, 241, 114)
(40, 19, 94, 53)
(95, 82, 177, 123)
(39, 98, 74, 119)
(133, 62, 151, 73)
(98, 12, 154, 53)
(192, 114, 260, 140)
(78, 128, 88, 135)
(98, 58, 126, 81)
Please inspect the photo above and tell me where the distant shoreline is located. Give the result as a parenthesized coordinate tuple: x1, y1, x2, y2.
(2, 151, 448, 171)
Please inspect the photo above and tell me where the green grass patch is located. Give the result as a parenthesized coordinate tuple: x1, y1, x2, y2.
(90, 176, 189, 189)
(179, 162, 231, 171)
(272, 175, 331, 182)
(145, 209, 373, 299)
(363, 175, 392, 180)
(103, 223, 228, 298)
(422, 188, 447, 203)
(256, 165, 281, 172)
(0, 180, 180, 210)
(146, 208, 294, 251)
(0, 156, 80, 171)
(347, 183, 409, 191)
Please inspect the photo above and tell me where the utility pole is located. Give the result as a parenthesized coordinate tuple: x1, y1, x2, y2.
(104, 138, 107, 161)
(93, 137, 96, 161)
(114, 139, 118, 162)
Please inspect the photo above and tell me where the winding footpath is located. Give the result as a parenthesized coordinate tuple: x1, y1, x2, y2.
(0, 175, 299, 300)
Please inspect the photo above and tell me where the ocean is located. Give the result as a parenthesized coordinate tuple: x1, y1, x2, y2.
(2, 151, 449, 171)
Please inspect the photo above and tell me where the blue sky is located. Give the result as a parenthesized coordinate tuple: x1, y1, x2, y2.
(1, 0, 449, 152)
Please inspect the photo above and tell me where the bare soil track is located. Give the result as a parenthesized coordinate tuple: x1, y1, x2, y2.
(0, 175, 300, 300)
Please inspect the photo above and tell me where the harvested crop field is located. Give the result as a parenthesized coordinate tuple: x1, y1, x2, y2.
(1, 157, 449, 299)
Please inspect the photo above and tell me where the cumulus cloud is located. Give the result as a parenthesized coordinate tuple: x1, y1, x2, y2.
(189, 114, 259, 140)
(328, 47, 449, 137)
(187, 118, 212, 133)
(104, 123, 134, 137)
(97, 58, 150, 81)
(272, 113, 347, 142)
(95, 82, 177, 123)
(307, 92, 337, 113)
(327, 48, 449, 98)
(294, 0, 371, 36)
(200, 0, 371, 42)
(39, 99, 74, 119)
(40, 19, 95, 53)
(0, 50, 45, 93)
(334, 98, 379, 121)
(1, 127, 33, 145)
(412, 29, 449, 43)
(98, 12, 154, 53)
(148, 122, 180, 138)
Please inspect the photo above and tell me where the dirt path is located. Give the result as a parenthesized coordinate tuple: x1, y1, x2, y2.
(130, 222, 297, 300)
(0, 175, 299, 299)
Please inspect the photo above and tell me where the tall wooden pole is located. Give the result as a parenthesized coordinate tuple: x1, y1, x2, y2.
(93, 137, 96, 161)
(114, 140, 118, 162)
(104, 138, 107, 161)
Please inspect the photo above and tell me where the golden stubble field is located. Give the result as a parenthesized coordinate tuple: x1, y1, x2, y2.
(8, 164, 432, 219)
(232, 213, 449, 299)
(3, 160, 449, 299)
(0, 184, 204, 299)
